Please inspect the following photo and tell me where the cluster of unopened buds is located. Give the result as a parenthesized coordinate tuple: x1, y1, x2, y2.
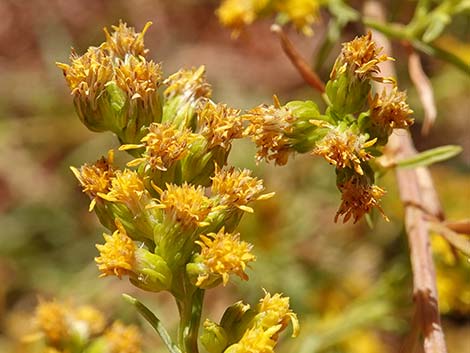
(57, 22, 298, 353)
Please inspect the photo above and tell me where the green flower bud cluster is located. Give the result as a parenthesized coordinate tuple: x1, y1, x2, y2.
(243, 32, 414, 223)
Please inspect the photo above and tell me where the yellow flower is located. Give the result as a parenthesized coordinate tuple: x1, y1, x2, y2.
(211, 166, 274, 213)
(244, 96, 296, 165)
(164, 66, 212, 101)
(196, 228, 256, 286)
(312, 124, 376, 175)
(257, 291, 299, 337)
(197, 100, 243, 149)
(95, 220, 136, 278)
(156, 183, 213, 228)
(57, 47, 113, 98)
(104, 321, 142, 353)
(331, 31, 393, 82)
(74, 305, 106, 336)
(114, 55, 162, 106)
(99, 169, 152, 214)
(224, 326, 277, 353)
(121, 123, 193, 172)
(216, 0, 269, 34)
(35, 300, 70, 343)
(103, 21, 152, 58)
(275, 0, 320, 36)
(369, 87, 414, 130)
(70, 150, 115, 211)
(335, 178, 388, 223)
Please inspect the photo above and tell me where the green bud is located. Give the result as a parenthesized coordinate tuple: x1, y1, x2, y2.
(200, 320, 229, 353)
(129, 247, 173, 292)
(219, 301, 256, 344)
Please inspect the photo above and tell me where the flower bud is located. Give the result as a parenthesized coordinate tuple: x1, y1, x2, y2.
(200, 320, 229, 353)
(95, 220, 172, 292)
(327, 32, 394, 115)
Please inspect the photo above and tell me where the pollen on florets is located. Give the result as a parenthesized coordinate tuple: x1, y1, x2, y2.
(331, 31, 393, 82)
(57, 47, 113, 105)
(95, 220, 136, 278)
(369, 87, 414, 130)
(121, 123, 193, 172)
(156, 183, 213, 228)
(99, 169, 151, 214)
(225, 326, 277, 353)
(211, 167, 274, 212)
(335, 178, 388, 223)
(114, 55, 162, 105)
(197, 100, 243, 149)
(244, 97, 296, 165)
(70, 150, 115, 211)
(258, 291, 299, 336)
(104, 321, 142, 353)
(195, 228, 255, 286)
(216, 0, 266, 33)
(312, 124, 376, 175)
(103, 20, 152, 59)
(164, 66, 212, 101)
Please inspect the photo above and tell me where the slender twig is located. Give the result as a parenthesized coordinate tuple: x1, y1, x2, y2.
(270, 24, 326, 93)
(364, 1, 448, 352)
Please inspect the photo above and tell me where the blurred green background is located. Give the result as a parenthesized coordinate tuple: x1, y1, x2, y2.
(0, 1, 469, 352)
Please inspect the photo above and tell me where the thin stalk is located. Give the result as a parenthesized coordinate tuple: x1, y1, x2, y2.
(176, 285, 205, 353)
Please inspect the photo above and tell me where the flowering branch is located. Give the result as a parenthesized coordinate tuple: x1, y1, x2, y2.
(364, 1, 448, 352)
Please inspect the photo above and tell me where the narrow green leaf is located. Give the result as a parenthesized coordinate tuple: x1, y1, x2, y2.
(397, 145, 462, 169)
(123, 294, 182, 353)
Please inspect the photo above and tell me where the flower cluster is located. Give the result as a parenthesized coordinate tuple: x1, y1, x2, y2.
(243, 32, 413, 223)
(201, 291, 299, 353)
(27, 299, 141, 353)
(61, 21, 296, 353)
(216, 0, 321, 36)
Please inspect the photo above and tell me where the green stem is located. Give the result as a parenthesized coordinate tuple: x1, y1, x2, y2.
(176, 288, 205, 353)
(122, 294, 182, 353)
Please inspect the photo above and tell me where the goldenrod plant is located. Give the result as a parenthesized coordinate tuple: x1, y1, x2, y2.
(55, 6, 469, 353)
(58, 22, 297, 353)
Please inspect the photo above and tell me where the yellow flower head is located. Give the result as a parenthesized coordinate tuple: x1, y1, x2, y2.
(57, 46, 113, 101)
(244, 96, 296, 165)
(369, 87, 414, 130)
(197, 100, 243, 149)
(122, 123, 193, 171)
(335, 178, 388, 223)
(216, 0, 269, 34)
(70, 150, 115, 211)
(195, 228, 255, 286)
(331, 32, 393, 82)
(225, 326, 277, 353)
(103, 21, 152, 59)
(157, 183, 213, 228)
(100, 169, 151, 214)
(74, 305, 106, 336)
(258, 291, 300, 337)
(35, 300, 70, 343)
(114, 55, 162, 105)
(164, 66, 212, 101)
(95, 220, 136, 278)
(276, 0, 320, 36)
(104, 321, 142, 353)
(211, 167, 274, 213)
(312, 124, 376, 175)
